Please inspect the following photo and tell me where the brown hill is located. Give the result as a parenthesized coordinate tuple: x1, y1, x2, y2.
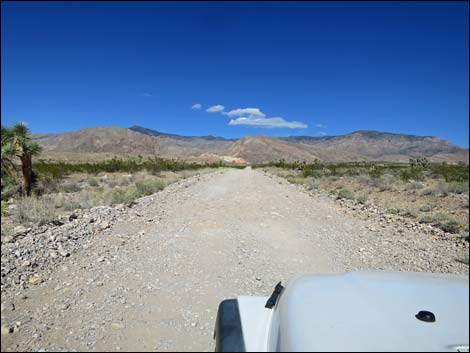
(33, 126, 468, 164)
(226, 136, 320, 164)
(33, 127, 160, 160)
(281, 131, 469, 163)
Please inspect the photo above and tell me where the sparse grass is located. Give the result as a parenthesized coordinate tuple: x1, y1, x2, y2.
(11, 195, 59, 226)
(286, 176, 307, 184)
(260, 160, 468, 236)
(4, 168, 217, 227)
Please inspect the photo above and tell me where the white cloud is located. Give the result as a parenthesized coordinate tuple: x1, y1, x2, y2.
(222, 107, 307, 129)
(318, 131, 327, 136)
(191, 103, 202, 110)
(140, 93, 152, 97)
(206, 105, 225, 113)
(229, 116, 307, 129)
(315, 123, 327, 128)
(223, 108, 266, 118)
(203, 104, 307, 129)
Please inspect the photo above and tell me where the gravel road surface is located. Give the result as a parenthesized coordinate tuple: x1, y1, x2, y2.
(1, 167, 468, 352)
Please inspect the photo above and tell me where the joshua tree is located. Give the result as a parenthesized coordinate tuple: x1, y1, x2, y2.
(1, 122, 42, 195)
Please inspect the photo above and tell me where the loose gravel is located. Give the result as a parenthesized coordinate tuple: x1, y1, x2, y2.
(1, 168, 468, 352)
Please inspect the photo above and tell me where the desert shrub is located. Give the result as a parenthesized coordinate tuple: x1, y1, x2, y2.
(461, 255, 469, 266)
(421, 180, 469, 197)
(400, 167, 424, 181)
(307, 178, 320, 190)
(376, 179, 393, 192)
(286, 176, 307, 184)
(11, 195, 58, 225)
(40, 174, 61, 194)
(409, 157, 430, 168)
(104, 187, 140, 205)
(420, 187, 435, 196)
(404, 181, 425, 191)
(438, 219, 462, 233)
(337, 189, 355, 200)
(356, 194, 368, 204)
(399, 209, 419, 218)
(430, 163, 469, 182)
(419, 204, 434, 212)
(418, 211, 462, 233)
(1, 200, 7, 217)
(368, 166, 384, 178)
(59, 182, 82, 193)
(88, 178, 99, 187)
(135, 179, 166, 196)
(445, 181, 469, 195)
(34, 156, 221, 180)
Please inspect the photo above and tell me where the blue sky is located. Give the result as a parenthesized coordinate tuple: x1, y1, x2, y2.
(1, 1, 468, 147)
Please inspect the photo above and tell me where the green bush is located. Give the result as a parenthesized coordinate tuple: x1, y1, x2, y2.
(418, 211, 462, 233)
(1, 200, 7, 217)
(445, 181, 469, 195)
(439, 219, 461, 233)
(135, 179, 166, 196)
(430, 163, 469, 182)
(88, 178, 99, 187)
(105, 187, 140, 205)
(400, 167, 424, 181)
(34, 156, 222, 180)
(337, 189, 355, 200)
(368, 166, 384, 178)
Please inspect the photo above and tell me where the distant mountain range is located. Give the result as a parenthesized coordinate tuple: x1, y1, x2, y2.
(32, 126, 469, 164)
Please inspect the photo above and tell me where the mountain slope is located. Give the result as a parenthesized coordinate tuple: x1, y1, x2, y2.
(33, 127, 468, 163)
(128, 125, 234, 158)
(33, 127, 160, 158)
(282, 131, 468, 162)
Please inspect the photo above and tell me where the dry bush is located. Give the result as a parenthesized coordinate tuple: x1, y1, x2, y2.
(418, 211, 462, 233)
(135, 179, 166, 196)
(11, 195, 59, 225)
(88, 177, 99, 187)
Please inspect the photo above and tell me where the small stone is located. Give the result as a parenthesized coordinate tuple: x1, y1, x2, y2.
(3, 236, 14, 243)
(1, 302, 15, 311)
(21, 260, 32, 267)
(1, 325, 13, 335)
(97, 257, 105, 263)
(13, 225, 28, 235)
(111, 323, 125, 330)
(28, 274, 43, 285)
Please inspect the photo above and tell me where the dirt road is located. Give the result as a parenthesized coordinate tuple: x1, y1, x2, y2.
(1, 167, 467, 352)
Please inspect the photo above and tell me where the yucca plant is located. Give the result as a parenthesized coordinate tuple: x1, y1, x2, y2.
(1, 122, 42, 195)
